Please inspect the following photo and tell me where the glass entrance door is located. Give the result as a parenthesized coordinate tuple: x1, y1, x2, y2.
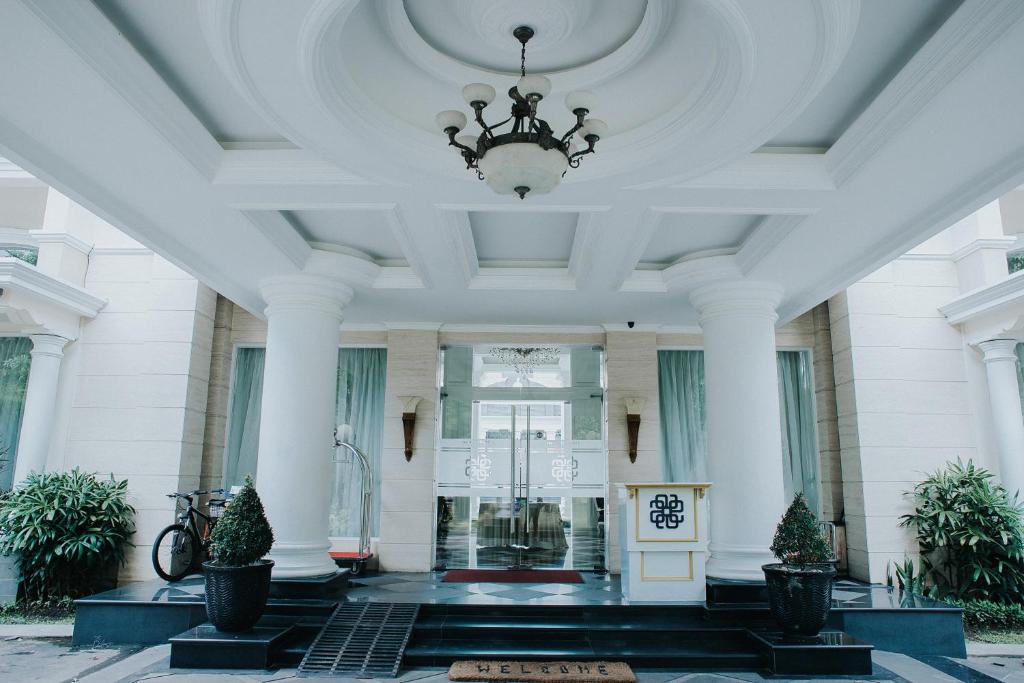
(435, 400, 606, 570)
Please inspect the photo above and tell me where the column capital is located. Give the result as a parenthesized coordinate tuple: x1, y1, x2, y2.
(979, 338, 1019, 363)
(689, 280, 784, 324)
(28, 333, 70, 359)
(663, 253, 783, 323)
(259, 273, 354, 320)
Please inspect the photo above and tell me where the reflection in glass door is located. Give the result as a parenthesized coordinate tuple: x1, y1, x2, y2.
(435, 400, 606, 570)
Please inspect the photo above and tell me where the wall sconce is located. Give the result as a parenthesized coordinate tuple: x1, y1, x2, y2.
(399, 396, 422, 462)
(625, 397, 645, 464)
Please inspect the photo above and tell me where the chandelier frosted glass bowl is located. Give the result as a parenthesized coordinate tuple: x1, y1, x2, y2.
(435, 26, 607, 199)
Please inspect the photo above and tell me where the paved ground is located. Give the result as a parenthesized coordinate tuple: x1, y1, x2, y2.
(1, 638, 1021, 683)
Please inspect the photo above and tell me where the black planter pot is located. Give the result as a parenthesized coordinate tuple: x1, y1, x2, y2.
(202, 559, 274, 632)
(762, 562, 836, 640)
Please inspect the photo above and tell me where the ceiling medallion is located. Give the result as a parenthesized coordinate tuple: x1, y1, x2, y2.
(435, 26, 607, 199)
(489, 346, 561, 375)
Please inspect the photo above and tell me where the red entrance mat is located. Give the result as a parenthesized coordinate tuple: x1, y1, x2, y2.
(443, 569, 584, 583)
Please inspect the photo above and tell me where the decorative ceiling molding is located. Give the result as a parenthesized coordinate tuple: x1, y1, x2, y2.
(379, 0, 671, 91)
(384, 204, 434, 289)
(374, 266, 424, 289)
(304, 247, 380, 290)
(439, 323, 605, 334)
(469, 267, 576, 291)
(437, 209, 479, 287)
(567, 211, 603, 288)
(674, 153, 834, 192)
(735, 213, 812, 274)
(624, 0, 857, 189)
(22, 0, 223, 180)
(242, 211, 312, 270)
(620, 270, 667, 294)
(215, 149, 370, 186)
(825, 0, 1024, 186)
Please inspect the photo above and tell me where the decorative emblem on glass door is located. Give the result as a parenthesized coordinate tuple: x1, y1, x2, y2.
(465, 453, 493, 482)
(649, 493, 685, 529)
(551, 456, 578, 483)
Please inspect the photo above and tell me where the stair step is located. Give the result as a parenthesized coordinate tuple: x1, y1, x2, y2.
(414, 617, 742, 639)
(404, 638, 762, 668)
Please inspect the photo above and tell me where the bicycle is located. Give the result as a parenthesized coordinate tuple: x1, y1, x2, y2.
(151, 488, 232, 582)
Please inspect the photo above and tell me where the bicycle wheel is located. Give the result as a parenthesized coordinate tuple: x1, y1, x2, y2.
(152, 524, 198, 582)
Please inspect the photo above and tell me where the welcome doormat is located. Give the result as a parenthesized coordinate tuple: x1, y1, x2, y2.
(442, 569, 584, 583)
(449, 661, 635, 683)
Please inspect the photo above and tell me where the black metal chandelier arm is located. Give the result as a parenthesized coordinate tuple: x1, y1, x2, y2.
(481, 114, 513, 136)
(568, 140, 597, 163)
(473, 109, 497, 139)
(446, 130, 478, 156)
(560, 112, 588, 145)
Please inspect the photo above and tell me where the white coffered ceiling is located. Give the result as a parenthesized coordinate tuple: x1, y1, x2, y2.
(1, 0, 1023, 327)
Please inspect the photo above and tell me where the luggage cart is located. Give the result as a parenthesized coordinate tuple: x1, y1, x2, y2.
(331, 425, 374, 576)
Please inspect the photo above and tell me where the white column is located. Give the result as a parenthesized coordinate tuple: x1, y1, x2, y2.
(256, 274, 352, 579)
(691, 280, 788, 581)
(979, 339, 1024, 499)
(12, 334, 69, 485)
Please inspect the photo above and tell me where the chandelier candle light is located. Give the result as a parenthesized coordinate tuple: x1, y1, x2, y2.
(435, 26, 607, 199)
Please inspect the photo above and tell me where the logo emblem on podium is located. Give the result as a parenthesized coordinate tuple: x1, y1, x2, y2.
(649, 493, 685, 529)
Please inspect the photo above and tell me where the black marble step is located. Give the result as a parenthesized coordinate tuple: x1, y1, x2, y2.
(414, 615, 742, 638)
(404, 637, 763, 668)
(750, 630, 873, 676)
(269, 569, 350, 599)
(263, 597, 338, 618)
(706, 578, 768, 606)
(169, 624, 295, 669)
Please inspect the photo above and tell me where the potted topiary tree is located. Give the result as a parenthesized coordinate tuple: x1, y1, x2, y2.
(203, 476, 275, 632)
(762, 494, 836, 640)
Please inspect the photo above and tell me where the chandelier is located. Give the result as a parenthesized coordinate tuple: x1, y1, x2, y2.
(435, 26, 607, 200)
(489, 346, 561, 376)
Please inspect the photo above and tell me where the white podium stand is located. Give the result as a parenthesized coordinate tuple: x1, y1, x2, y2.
(617, 483, 711, 602)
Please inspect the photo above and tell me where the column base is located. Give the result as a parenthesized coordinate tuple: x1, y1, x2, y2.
(267, 541, 338, 579)
(706, 543, 776, 581)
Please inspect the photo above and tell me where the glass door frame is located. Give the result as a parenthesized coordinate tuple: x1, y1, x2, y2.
(432, 344, 609, 571)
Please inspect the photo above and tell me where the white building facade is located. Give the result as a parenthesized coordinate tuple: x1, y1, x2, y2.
(2, 1, 1024, 590)
(2, 160, 1023, 585)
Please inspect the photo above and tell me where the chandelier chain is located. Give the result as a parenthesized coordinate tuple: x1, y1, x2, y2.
(520, 41, 526, 78)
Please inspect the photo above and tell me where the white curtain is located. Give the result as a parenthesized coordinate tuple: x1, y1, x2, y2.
(331, 348, 387, 537)
(223, 347, 265, 489)
(777, 350, 821, 515)
(657, 350, 707, 482)
(657, 349, 820, 512)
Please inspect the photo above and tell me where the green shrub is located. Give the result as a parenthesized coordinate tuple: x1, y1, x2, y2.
(770, 494, 832, 564)
(900, 459, 1024, 602)
(946, 598, 1024, 629)
(0, 469, 135, 601)
(209, 476, 274, 567)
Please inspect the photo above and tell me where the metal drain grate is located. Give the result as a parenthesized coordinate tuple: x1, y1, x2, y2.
(298, 602, 420, 678)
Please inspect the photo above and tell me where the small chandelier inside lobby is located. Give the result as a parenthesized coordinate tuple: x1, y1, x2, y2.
(435, 26, 607, 200)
